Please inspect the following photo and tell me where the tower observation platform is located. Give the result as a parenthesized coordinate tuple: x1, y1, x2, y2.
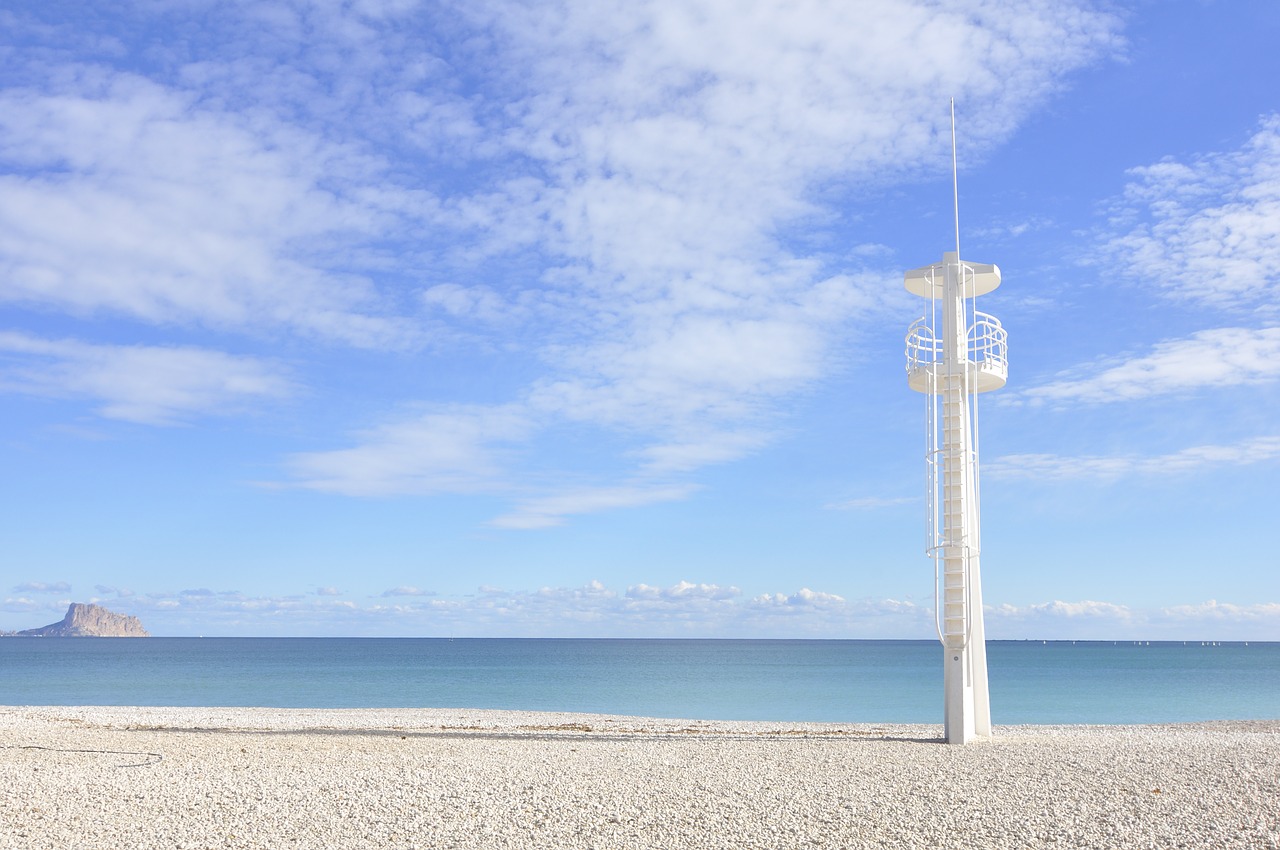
(905, 256, 1007, 395)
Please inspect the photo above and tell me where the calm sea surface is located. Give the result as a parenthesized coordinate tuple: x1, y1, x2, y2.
(2, 638, 1277, 724)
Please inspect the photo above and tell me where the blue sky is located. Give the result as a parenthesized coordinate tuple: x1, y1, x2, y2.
(2, 0, 1277, 639)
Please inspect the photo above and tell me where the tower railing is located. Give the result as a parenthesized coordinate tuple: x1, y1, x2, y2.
(967, 312, 1007, 380)
(905, 311, 1007, 393)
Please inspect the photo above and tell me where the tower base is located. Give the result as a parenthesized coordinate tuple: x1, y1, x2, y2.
(943, 637, 991, 744)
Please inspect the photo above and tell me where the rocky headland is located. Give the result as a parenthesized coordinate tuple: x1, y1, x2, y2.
(11, 602, 149, 637)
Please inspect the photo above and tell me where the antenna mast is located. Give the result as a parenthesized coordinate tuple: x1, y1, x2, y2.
(951, 97, 961, 262)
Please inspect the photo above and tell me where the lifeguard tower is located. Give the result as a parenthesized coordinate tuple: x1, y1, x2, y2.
(904, 102, 1007, 744)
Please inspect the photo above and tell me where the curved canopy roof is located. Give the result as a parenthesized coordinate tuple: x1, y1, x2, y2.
(905, 252, 1001, 298)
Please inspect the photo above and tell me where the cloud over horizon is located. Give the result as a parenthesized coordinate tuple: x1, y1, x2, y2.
(3, 577, 1269, 641)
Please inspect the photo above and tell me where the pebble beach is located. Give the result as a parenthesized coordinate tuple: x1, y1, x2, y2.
(2, 706, 1277, 849)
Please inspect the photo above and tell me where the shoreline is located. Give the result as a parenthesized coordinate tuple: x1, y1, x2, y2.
(3, 707, 1278, 848)
(5, 704, 1280, 734)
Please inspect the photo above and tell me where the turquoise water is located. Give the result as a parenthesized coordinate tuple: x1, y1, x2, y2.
(2, 638, 1276, 724)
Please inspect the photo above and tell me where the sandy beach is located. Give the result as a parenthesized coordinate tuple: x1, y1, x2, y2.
(2, 707, 1277, 849)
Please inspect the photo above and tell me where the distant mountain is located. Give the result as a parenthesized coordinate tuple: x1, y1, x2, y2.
(15, 603, 149, 637)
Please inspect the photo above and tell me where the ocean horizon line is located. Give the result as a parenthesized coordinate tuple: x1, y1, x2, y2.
(7, 634, 1273, 642)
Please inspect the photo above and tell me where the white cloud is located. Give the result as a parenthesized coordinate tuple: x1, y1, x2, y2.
(489, 483, 700, 530)
(968, 215, 1055, 241)
(625, 581, 741, 602)
(0, 72, 421, 347)
(986, 600, 1138, 641)
(1, 597, 46, 614)
(478, 0, 1121, 198)
(751, 587, 847, 608)
(16, 575, 1273, 640)
(987, 599, 1280, 640)
(1013, 327, 1280, 406)
(988, 435, 1280, 480)
(0, 2, 1125, 524)
(1161, 599, 1280, 625)
(280, 1, 1122, 518)
(826, 496, 916, 511)
(12, 580, 72, 594)
(0, 331, 294, 425)
(380, 586, 435, 597)
(110, 578, 901, 637)
(283, 405, 531, 496)
(421, 284, 514, 324)
(490, 0, 1119, 440)
(1101, 113, 1280, 313)
(993, 599, 1133, 621)
(634, 430, 774, 475)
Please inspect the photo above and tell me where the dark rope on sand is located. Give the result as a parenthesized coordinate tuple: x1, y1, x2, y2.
(4, 744, 162, 768)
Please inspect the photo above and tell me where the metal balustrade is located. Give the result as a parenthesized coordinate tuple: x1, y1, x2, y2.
(905, 311, 1007, 393)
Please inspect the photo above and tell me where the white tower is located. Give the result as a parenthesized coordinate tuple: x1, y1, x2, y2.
(904, 102, 1007, 744)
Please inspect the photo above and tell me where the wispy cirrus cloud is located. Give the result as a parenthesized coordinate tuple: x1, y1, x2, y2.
(0, 331, 293, 425)
(1011, 327, 1280, 407)
(1100, 113, 1280, 314)
(12, 581, 72, 594)
(1007, 118, 1280, 483)
(0, 73, 424, 348)
(380, 586, 436, 598)
(825, 495, 916, 511)
(1004, 116, 1280, 478)
(489, 483, 701, 530)
(988, 435, 1280, 480)
(283, 405, 532, 497)
(281, 0, 1123, 520)
(0, 0, 1126, 525)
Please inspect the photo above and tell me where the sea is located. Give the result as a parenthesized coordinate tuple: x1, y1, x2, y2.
(2, 638, 1277, 725)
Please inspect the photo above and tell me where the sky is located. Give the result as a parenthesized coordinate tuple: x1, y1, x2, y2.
(1, 0, 1277, 639)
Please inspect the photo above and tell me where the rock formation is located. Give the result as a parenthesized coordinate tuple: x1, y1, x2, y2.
(16, 603, 149, 637)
